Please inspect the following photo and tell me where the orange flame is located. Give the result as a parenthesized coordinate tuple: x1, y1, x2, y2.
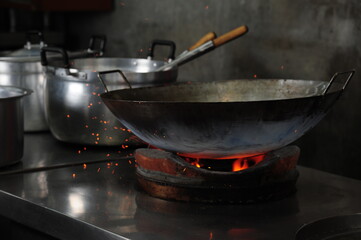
(232, 154, 265, 171)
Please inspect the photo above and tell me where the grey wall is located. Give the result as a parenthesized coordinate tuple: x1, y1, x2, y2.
(65, 0, 361, 179)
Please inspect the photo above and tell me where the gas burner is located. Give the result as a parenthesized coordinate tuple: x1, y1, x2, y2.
(135, 146, 300, 203)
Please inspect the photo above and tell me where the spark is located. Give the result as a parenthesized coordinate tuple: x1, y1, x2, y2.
(72, 173, 76, 178)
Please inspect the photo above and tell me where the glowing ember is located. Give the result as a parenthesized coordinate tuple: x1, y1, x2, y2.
(72, 173, 76, 178)
(184, 157, 203, 168)
(83, 164, 87, 169)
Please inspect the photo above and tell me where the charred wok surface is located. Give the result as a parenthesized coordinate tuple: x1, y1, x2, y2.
(102, 79, 342, 159)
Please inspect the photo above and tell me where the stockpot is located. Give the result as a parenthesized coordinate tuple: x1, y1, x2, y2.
(41, 40, 177, 146)
(0, 32, 106, 132)
(0, 86, 32, 167)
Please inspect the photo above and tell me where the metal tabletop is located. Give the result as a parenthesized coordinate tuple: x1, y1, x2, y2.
(1, 132, 361, 240)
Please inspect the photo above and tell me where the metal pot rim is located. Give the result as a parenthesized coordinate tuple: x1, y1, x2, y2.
(0, 85, 33, 100)
(46, 57, 178, 72)
(0, 56, 40, 62)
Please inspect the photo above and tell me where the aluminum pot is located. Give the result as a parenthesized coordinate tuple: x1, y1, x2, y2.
(0, 32, 106, 132)
(100, 71, 354, 159)
(41, 41, 177, 146)
(0, 86, 32, 167)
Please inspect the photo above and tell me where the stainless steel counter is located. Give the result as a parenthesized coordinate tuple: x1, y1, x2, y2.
(1, 133, 361, 240)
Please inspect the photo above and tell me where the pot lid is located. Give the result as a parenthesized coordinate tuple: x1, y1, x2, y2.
(7, 42, 46, 58)
(0, 31, 47, 62)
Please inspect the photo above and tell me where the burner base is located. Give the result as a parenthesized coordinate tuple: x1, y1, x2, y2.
(135, 146, 300, 203)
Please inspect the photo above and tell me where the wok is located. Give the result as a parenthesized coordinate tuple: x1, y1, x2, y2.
(100, 71, 354, 159)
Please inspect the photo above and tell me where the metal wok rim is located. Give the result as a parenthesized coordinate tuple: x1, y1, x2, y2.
(100, 79, 341, 104)
(295, 213, 361, 240)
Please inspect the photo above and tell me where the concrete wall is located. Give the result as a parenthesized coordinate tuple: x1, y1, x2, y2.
(64, 0, 361, 179)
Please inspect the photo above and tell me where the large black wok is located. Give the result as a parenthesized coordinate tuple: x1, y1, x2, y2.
(100, 71, 354, 159)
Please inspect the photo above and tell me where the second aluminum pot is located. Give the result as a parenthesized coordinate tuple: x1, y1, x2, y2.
(0, 32, 106, 132)
(0, 86, 32, 167)
(41, 42, 177, 146)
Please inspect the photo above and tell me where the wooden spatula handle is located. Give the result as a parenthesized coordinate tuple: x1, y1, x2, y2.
(213, 25, 248, 47)
(188, 32, 217, 51)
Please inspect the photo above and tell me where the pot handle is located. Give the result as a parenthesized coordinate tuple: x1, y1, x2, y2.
(147, 40, 176, 62)
(87, 35, 107, 56)
(97, 70, 132, 93)
(323, 70, 355, 95)
(25, 31, 45, 48)
(40, 47, 70, 68)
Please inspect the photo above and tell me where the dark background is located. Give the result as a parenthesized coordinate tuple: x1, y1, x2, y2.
(1, 0, 360, 180)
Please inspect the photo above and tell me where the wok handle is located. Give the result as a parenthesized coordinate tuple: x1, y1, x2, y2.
(87, 34, 107, 56)
(188, 32, 217, 51)
(147, 40, 176, 62)
(323, 70, 355, 95)
(213, 25, 248, 47)
(97, 70, 132, 93)
(40, 47, 70, 68)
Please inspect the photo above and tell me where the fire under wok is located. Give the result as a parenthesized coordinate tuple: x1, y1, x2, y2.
(100, 71, 354, 159)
